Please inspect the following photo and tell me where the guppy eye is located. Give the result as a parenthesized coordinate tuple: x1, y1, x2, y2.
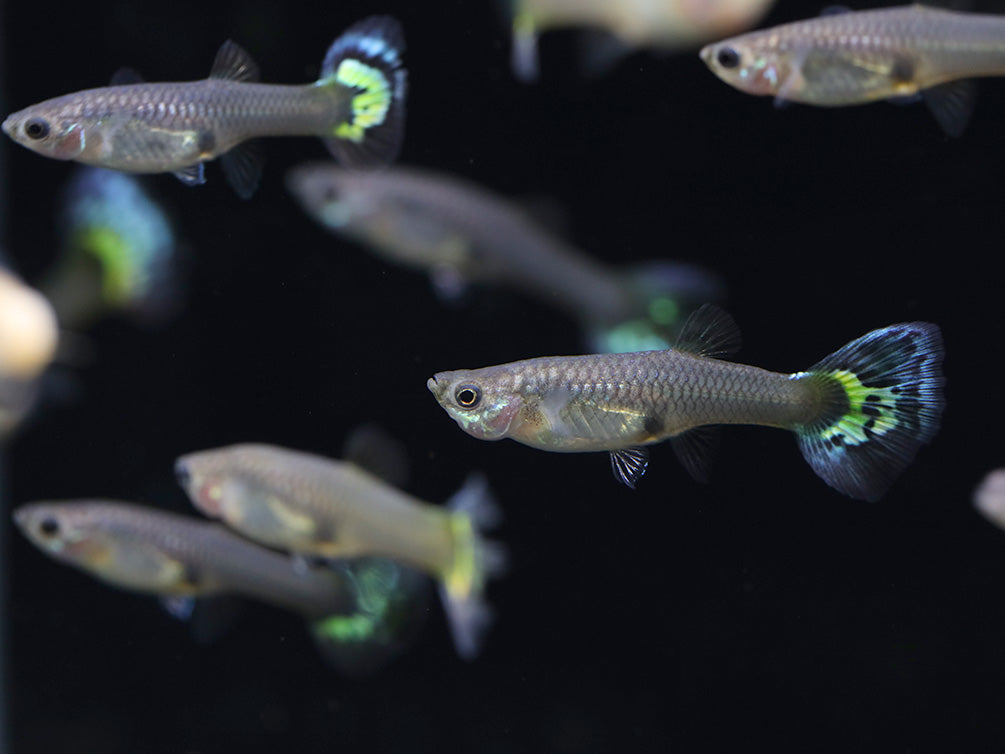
(24, 118, 50, 140)
(717, 47, 741, 69)
(455, 384, 482, 408)
(38, 517, 60, 537)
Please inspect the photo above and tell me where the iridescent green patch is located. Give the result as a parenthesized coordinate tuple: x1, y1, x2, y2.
(74, 227, 136, 306)
(332, 59, 391, 143)
(819, 369, 900, 447)
(313, 613, 377, 642)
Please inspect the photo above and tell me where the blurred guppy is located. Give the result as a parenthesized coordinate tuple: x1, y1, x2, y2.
(1, 16, 407, 197)
(700, 4, 1005, 136)
(286, 162, 723, 352)
(175, 444, 505, 659)
(429, 305, 945, 500)
(509, 0, 776, 80)
(13, 499, 428, 674)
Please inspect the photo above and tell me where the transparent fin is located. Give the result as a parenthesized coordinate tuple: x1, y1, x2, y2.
(670, 426, 720, 484)
(319, 15, 408, 167)
(173, 163, 205, 187)
(109, 67, 144, 86)
(511, 12, 540, 82)
(577, 30, 632, 78)
(220, 141, 264, 199)
(609, 446, 650, 489)
(794, 322, 945, 501)
(923, 79, 976, 138)
(342, 422, 410, 489)
(675, 303, 741, 358)
(440, 473, 506, 659)
(820, 5, 852, 15)
(209, 40, 260, 82)
(161, 595, 195, 620)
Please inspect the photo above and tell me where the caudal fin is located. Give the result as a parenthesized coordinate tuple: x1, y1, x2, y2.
(588, 261, 726, 353)
(794, 322, 945, 501)
(318, 16, 407, 167)
(441, 473, 507, 659)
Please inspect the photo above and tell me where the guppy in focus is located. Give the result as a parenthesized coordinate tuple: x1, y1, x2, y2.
(429, 305, 945, 501)
(699, 4, 1005, 136)
(175, 444, 505, 659)
(2, 15, 407, 197)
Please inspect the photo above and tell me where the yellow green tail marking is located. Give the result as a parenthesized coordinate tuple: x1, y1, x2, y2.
(332, 59, 392, 143)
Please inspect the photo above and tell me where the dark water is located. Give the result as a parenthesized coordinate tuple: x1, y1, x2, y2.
(3, 1, 1003, 752)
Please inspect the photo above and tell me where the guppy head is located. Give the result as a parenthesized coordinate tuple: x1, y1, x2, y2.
(2, 101, 91, 161)
(427, 369, 522, 441)
(699, 36, 787, 97)
(175, 451, 238, 520)
(13, 501, 113, 568)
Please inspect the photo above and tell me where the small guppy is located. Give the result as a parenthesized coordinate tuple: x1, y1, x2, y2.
(174, 444, 506, 659)
(2, 15, 407, 197)
(13, 499, 428, 673)
(699, 4, 1005, 136)
(428, 305, 945, 501)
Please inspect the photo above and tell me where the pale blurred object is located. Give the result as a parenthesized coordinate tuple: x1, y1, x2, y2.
(0, 268, 58, 437)
(510, 0, 777, 80)
(975, 469, 1005, 530)
(0, 268, 57, 381)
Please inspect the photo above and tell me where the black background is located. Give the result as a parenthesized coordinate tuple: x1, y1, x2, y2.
(3, 1, 1004, 751)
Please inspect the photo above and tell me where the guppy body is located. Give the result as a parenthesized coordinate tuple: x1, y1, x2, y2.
(3, 16, 407, 195)
(700, 5, 1005, 134)
(13, 500, 353, 619)
(11, 79, 352, 174)
(175, 444, 504, 658)
(430, 307, 945, 500)
(430, 348, 824, 453)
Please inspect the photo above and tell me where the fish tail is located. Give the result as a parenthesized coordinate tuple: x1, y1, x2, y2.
(792, 322, 945, 501)
(588, 262, 726, 353)
(308, 558, 429, 676)
(316, 15, 407, 167)
(440, 473, 507, 660)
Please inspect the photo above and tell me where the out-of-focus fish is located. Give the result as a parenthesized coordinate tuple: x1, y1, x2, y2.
(0, 267, 58, 437)
(287, 162, 723, 353)
(13, 499, 426, 672)
(510, 0, 776, 80)
(974, 469, 1005, 530)
(2, 16, 407, 197)
(43, 168, 179, 328)
(175, 444, 505, 659)
(699, 5, 1005, 136)
(428, 305, 945, 500)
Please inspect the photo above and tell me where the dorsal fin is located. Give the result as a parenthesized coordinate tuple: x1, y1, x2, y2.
(820, 5, 851, 16)
(109, 67, 144, 86)
(209, 40, 260, 82)
(674, 304, 741, 358)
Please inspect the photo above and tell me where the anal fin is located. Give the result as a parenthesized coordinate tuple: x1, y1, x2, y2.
(923, 79, 976, 138)
(670, 426, 720, 483)
(220, 141, 264, 199)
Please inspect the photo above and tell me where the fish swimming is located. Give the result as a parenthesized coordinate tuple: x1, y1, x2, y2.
(510, 0, 776, 81)
(13, 499, 428, 672)
(699, 5, 1005, 136)
(174, 444, 505, 659)
(428, 305, 945, 501)
(43, 167, 179, 328)
(2, 16, 407, 197)
(286, 162, 724, 353)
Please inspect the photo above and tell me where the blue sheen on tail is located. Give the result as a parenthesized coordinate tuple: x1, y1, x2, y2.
(793, 322, 945, 501)
(318, 16, 407, 167)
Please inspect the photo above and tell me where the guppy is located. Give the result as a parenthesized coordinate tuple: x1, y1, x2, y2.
(13, 499, 427, 673)
(286, 162, 723, 353)
(699, 4, 1005, 136)
(175, 444, 505, 659)
(2, 15, 407, 197)
(429, 305, 945, 501)
(13, 500, 353, 618)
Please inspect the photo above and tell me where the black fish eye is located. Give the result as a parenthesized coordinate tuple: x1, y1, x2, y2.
(39, 517, 60, 537)
(24, 118, 50, 140)
(455, 384, 482, 408)
(717, 47, 741, 69)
